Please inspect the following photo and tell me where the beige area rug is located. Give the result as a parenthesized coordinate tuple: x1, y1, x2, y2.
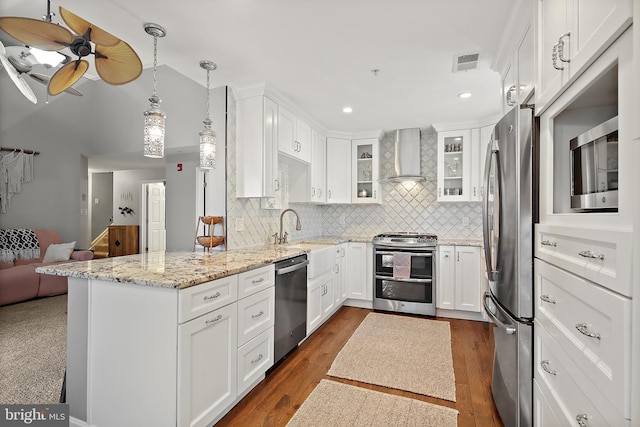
(287, 379, 458, 427)
(328, 312, 456, 401)
(0, 295, 67, 403)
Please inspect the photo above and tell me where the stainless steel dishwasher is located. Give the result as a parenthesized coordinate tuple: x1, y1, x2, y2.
(274, 254, 308, 364)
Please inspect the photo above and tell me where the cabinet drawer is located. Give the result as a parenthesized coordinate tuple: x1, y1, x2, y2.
(535, 224, 632, 296)
(534, 322, 625, 426)
(534, 258, 631, 417)
(237, 326, 274, 395)
(238, 264, 274, 299)
(237, 287, 275, 347)
(179, 275, 238, 323)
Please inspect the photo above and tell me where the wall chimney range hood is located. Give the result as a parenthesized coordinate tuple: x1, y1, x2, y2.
(383, 128, 426, 182)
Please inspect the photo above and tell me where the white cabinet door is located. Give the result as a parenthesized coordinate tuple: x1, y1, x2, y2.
(437, 129, 471, 201)
(536, 0, 632, 113)
(178, 303, 237, 427)
(454, 246, 481, 312)
(334, 244, 347, 305)
(237, 287, 275, 347)
(470, 125, 494, 202)
(501, 61, 516, 114)
(516, 21, 535, 103)
(326, 138, 352, 204)
(295, 117, 312, 163)
(236, 96, 279, 199)
(320, 271, 335, 319)
(278, 105, 297, 159)
(437, 245, 481, 312)
(310, 129, 327, 203)
(346, 242, 369, 300)
(237, 326, 274, 395)
(307, 278, 323, 334)
(352, 138, 381, 204)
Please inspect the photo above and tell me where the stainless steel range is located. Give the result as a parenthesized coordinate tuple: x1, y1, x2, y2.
(372, 232, 437, 316)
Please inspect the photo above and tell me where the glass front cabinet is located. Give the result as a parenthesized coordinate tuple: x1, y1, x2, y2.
(437, 129, 471, 202)
(351, 138, 381, 204)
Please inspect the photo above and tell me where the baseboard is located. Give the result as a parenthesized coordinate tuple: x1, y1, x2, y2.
(70, 416, 89, 427)
(436, 308, 488, 322)
(343, 299, 373, 309)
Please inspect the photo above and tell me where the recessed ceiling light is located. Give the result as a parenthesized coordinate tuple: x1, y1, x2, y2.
(458, 92, 472, 99)
(342, 106, 353, 113)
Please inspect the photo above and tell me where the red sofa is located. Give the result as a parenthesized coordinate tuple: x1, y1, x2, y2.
(0, 229, 94, 306)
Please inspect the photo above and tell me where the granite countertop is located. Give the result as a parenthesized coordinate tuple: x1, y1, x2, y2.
(437, 238, 483, 247)
(35, 236, 372, 290)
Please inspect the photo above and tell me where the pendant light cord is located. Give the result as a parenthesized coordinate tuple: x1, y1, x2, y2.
(205, 68, 211, 121)
(152, 35, 159, 98)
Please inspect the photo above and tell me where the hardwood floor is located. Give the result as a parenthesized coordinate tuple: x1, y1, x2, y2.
(217, 307, 505, 427)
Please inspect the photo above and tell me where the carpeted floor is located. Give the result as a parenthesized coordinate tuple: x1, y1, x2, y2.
(328, 312, 456, 401)
(0, 295, 67, 404)
(286, 379, 459, 427)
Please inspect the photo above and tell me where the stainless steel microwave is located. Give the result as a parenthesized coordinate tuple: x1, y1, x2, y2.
(570, 116, 618, 211)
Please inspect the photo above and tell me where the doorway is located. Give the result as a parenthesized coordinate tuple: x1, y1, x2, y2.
(141, 181, 166, 252)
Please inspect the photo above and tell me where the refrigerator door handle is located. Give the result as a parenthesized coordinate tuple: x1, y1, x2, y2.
(482, 140, 501, 282)
(483, 292, 516, 335)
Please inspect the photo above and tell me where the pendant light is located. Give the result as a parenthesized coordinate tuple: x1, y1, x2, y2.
(143, 23, 166, 158)
(199, 60, 217, 169)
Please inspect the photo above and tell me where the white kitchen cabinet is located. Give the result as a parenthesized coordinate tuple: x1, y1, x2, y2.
(436, 245, 481, 312)
(307, 270, 334, 335)
(310, 128, 327, 203)
(236, 95, 279, 199)
(278, 105, 311, 163)
(351, 138, 381, 204)
(334, 243, 347, 305)
(536, 0, 632, 113)
(178, 302, 238, 427)
(237, 326, 274, 395)
(437, 129, 471, 201)
(346, 242, 370, 301)
(326, 137, 352, 204)
(237, 287, 275, 347)
(470, 125, 494, 202)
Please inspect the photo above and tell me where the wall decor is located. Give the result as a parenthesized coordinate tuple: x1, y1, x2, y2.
(0, 147, 38, 213)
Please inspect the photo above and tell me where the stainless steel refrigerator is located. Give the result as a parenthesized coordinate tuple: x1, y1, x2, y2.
(482, 104, 536, 427)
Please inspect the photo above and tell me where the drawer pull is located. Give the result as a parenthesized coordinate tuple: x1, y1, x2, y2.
(576, 414, 589, 427)
(205, 315, 223, 325)
(252, 277, 265, 284)
(251, 353, 264, 364)
(575, 323, 601, 340)
(540, 294, 556, 304)
(541, 240, 557, 247)
(203, 292, 222, 301)
(540, 360, 557, 376)
(578, 250, 604, 260)
(251, 310, 264, 319)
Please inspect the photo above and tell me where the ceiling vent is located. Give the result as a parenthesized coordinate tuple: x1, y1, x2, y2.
(453, 52, 479, 72)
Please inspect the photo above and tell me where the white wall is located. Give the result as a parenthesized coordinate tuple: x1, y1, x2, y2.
(165, 154, 199, 251)
(112, 169, 165, 226)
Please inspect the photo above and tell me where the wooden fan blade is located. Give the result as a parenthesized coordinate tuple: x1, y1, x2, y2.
(94, 41, 142, 85)
(48, 60, 89, 95)
(0, 55, 37, 103)
(30, 73, 83, 96)
(0, 17, 74, 50)
(59, 7, 119, 47)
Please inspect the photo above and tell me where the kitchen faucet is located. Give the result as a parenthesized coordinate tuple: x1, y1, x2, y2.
(276, 208, 302, 244)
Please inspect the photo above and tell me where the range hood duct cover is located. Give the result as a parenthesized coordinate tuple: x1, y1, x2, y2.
(385, 128, 426, 182)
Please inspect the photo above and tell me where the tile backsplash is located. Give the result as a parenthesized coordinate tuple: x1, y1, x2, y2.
(226, 89, 482, 249)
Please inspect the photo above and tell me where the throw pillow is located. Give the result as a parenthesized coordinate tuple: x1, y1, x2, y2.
(42, 242, 76, 263)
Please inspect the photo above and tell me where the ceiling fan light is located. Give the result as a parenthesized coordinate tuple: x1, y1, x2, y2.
(29, 47, 64, 67)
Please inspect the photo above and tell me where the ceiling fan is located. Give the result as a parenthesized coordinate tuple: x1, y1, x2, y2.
(0, 40, 82, 102)
(0, 5, 142, 97)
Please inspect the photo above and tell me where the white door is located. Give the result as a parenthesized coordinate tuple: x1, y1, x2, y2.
(148, 182, 166, 252)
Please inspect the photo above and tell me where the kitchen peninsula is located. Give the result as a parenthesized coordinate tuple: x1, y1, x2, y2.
(36, 239, 362, 427)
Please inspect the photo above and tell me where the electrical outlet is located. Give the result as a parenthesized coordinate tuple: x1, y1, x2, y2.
(339, 214, 346, 226)
(462, 216, 470, 226)
(235, 217, 245, 232)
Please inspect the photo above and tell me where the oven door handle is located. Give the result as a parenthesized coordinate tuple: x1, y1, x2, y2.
(375, 275, 432, 283)
(375, 251, 433, 257)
